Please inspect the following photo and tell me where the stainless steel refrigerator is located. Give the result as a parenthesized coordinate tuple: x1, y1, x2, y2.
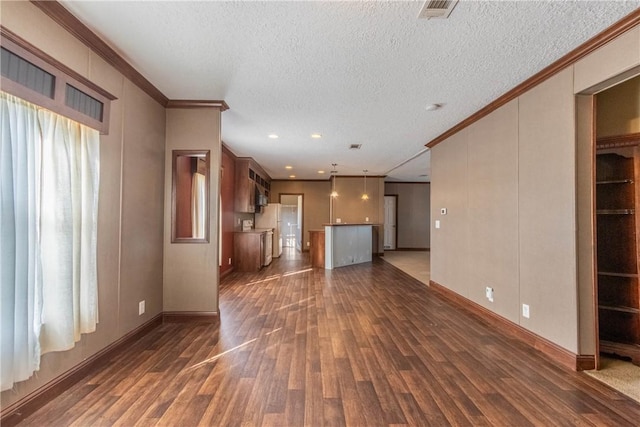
(255, 203, 282, 258)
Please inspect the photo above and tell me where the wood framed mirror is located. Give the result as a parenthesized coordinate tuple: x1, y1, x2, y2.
(171, 150, 210, 243)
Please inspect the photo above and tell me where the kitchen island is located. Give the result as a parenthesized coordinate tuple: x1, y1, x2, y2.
(324, 223, 377, 269)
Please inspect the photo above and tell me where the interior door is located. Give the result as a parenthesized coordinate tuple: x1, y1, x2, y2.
(384, 195, 397, 250)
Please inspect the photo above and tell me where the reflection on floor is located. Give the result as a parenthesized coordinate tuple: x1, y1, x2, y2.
(381, 250, 430, 285)
(381, 250, 640, 404)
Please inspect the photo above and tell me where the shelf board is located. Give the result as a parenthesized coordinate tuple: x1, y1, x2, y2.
(596, 179, 634, 185)
(596, 209, 635, 215)
(598, 271, 639, 278)
(599, 304, 640, 314)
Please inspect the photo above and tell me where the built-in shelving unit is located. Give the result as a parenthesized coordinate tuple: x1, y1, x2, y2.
(596, 151, 640, 365)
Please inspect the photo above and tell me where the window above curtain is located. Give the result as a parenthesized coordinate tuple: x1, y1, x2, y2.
(0, 25, 116, 134)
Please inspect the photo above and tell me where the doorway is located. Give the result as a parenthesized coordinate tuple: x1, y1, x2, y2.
(280, 194, 303, 252)
(593, 76, 640, 367)
(384, 195, 397, 250)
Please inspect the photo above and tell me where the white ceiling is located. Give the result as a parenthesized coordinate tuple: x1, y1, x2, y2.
(61, 0, 639, 181)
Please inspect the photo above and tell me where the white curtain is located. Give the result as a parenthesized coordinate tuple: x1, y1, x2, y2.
(1, 93, 43, 391)
(191, 172, 206, 239)
(0, 92, 100, 391)
(38, 109, 100, 353)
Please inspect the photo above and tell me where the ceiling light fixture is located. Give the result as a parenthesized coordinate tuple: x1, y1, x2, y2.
(311, 133, 322, 139)
(318, 170, 325, 174)
(289, 175, 296, 178)
(330, 163, 338, 198)
(268, 134, 279, 139)
(425, 103, 442, 111)
(330, 163, 338, 224)
(361, 170, 369, 201)
(285, 165, 293, 169)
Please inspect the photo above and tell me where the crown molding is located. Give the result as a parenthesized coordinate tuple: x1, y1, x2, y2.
(427, 9, 640, 149)
(166, 100, 229, 111)
(30, 0, 168, 106)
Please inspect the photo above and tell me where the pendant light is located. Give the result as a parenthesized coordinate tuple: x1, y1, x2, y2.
(361, 170, 369, 200)
(330, 163, 338, 198)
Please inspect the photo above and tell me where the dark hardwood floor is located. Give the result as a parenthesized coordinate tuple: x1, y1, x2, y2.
(17, 249, 640, 426)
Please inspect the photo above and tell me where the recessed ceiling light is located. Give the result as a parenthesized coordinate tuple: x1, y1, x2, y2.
(425, 103, 442, 111)
(289, 175, 296, 178)
(285, 165, 293, 169)
(318, 170, 325, 174)
(268, 134, 279, 139)
(311, 133, 322, 139)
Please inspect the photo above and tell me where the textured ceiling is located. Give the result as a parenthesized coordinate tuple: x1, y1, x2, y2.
(61, 0, 639, 181)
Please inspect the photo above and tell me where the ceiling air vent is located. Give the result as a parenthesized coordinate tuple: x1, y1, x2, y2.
(418, 0, 459, 20)
(349, 144, 362, 150)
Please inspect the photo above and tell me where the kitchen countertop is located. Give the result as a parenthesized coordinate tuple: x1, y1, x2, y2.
(235, 228, 273, 233)
(322, 223, 381, 226)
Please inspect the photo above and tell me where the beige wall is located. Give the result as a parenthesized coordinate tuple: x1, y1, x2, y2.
(332, 176, 384, 224)
(596, 75, 640, 137)
(518, 68, 578, 350)
(1, 1, 166, 407)
(333, 176, 385, 252)
(431, 24, 640, 356)
(384, 183, 431, 249)
(163, 109, 221, 312)
(469, 100, 519, 323)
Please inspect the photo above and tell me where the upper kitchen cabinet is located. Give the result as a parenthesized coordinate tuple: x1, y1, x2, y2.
(235, 158, 271, 213)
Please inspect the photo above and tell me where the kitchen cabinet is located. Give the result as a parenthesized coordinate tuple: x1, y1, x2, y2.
(234, 158, 271, 213)
(234, 229, 272, 272)
(309, 229, 325, 268)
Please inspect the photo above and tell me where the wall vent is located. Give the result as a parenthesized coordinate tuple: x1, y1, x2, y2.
(349, 144, 362, 150)
(418, 0, 459, 20)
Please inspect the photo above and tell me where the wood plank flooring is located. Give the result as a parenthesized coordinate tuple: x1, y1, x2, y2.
(17, 250, 640, 426)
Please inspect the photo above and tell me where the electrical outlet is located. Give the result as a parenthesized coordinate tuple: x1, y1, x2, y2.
(522, 304, 530, 319)
(485, 287, 494, 303)
(138, 300, 145, 316)
(228, 258, 232, 265)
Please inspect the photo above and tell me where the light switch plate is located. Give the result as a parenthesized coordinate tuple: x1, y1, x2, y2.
(435, 220, 441, 229)
(522, 304, 530, 319)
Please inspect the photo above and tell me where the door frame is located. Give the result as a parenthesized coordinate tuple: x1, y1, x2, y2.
(279, 193, 304, 251)
(384, 194, 398, 251)
(576, 66, 640, 371)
